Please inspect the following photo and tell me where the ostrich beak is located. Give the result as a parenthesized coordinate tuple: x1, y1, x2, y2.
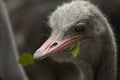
(33, 35, 81, 60)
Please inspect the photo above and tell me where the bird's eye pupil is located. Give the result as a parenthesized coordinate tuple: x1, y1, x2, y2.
(74, 22, 87, 33)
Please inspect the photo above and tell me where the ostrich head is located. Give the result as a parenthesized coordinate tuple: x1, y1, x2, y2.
(33, 1, 115, 62)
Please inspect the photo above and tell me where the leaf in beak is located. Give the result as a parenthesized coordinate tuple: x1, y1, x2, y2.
(69, 40, 80, 57)
(18, 53, 35, 67)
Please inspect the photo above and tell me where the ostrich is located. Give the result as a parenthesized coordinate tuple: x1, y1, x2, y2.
(5, 0, 119, 79)
(33, 0, 117, 80)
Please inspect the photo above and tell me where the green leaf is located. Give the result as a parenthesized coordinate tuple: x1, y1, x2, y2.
(18, 53, 35, 67)
(69, 40, 80, 57)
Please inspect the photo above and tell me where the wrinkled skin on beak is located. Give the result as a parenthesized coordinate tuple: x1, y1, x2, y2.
(33, 32, 81, 60)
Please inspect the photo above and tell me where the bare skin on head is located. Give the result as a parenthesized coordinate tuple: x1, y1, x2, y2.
(33, 1, 117, 80)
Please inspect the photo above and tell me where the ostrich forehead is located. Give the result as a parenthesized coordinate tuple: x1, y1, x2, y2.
(49, 1, 94, 30)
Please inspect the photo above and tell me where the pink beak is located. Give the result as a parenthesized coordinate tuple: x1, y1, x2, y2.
(33, 35, 81, 60)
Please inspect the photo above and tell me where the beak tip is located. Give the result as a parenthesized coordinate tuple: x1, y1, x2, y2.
(33, 51, 40, 59)
(33, 49, 41, 59)
(33, 50, 47, 60)
(33, 54, 38, 59)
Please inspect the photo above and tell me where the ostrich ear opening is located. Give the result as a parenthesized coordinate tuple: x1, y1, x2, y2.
(94, 24, 105, 35)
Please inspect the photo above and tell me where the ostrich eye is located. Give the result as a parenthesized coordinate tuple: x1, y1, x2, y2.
(74, 20, 88, 33)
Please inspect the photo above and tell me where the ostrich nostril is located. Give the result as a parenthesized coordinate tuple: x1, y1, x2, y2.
(50, 42, 58, 48)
